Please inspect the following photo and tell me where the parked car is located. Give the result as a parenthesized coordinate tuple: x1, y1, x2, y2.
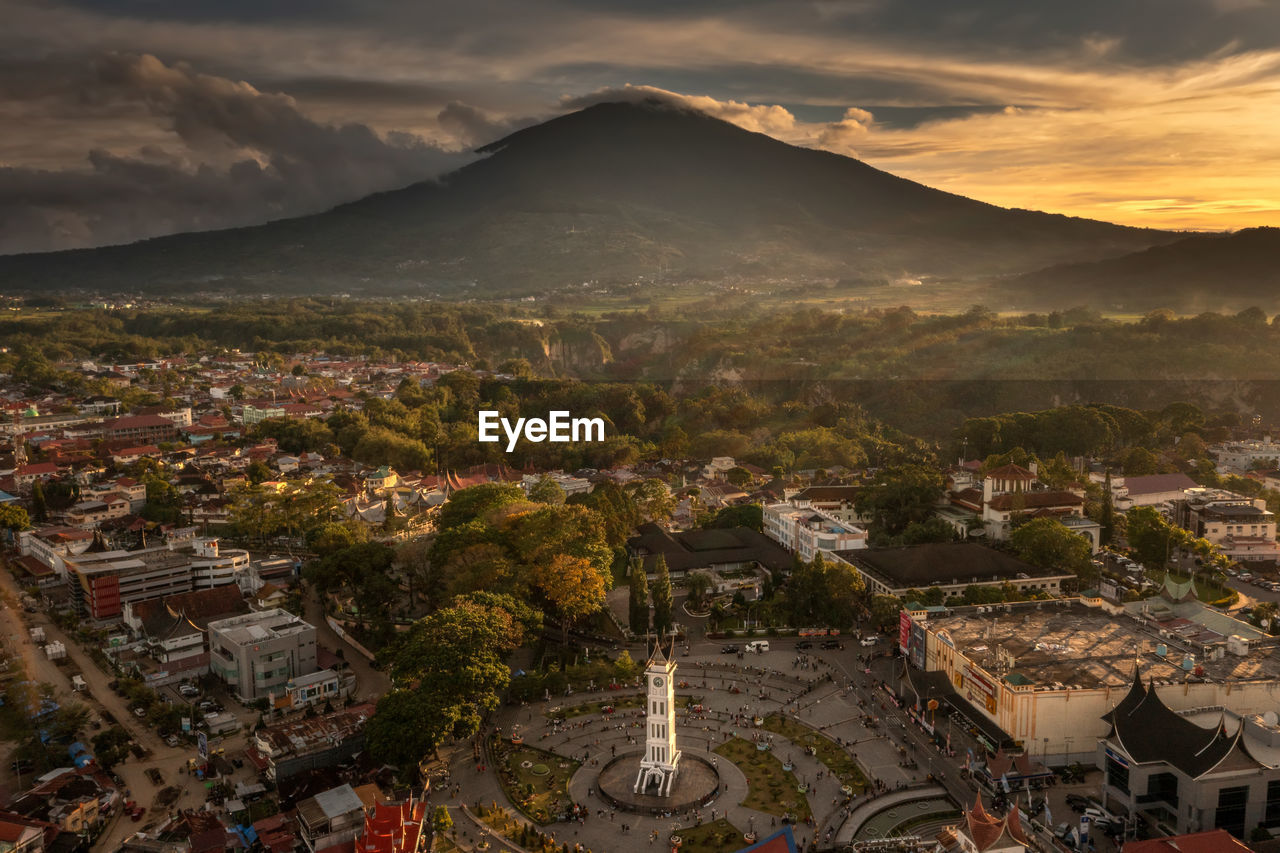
(820, 639, 844, 649)
(860, 636, 880, 646)
(1082, 807, 1115, 823)
(132, 707, 147, 718)
(165, 735, 179, 748)
(720, 644, 739, 654)
(795, 641, 813, 650)
(178, 685, 199, 698)
(745, 640, 770, 653)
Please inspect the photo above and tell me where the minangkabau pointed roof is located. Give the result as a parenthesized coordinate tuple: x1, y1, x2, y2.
(1102, 665, 1147, 727)
(644, 634, 678, 670)
(1105, 674, 1257, 778)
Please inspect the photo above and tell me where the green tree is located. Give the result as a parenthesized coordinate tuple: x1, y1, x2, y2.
(1126, 506, 1179, 571)
(432, 806, 453, 836)
(568, 481, 641, 548)
(651, 555, 673, 637)
(0, 504, 30, 532)
(702, 504, 763, 532)
(246, 460, 273, 486)
(437, 483, 525, 531)
(685, 571, 713, 610)
(91, 727, 132, 768)
(823, 559, 866, 629)
(500, 504, 613, 583)
(527, 476, 567, 506)
(627, 479, 675, 524)
(532, 553, 607, 645)
(1253, 601, 1278, 632)
(786, 554, 828, 627)
(962, 584, 1006, 605)
(1009, 518, 1092, 580)
(876, 517, 957, 548)
(868, 594, 903, 631)
(307, 521, 369, 556)
(1099, 470, 1116, 545)
(367, 595, 533, 766)
(1123, 447, 1159, 476)
(30, 480, 47, 524)
(856, 465, 944, 539)
(628, 560, 650, 635)
(46, 702, 91, 742)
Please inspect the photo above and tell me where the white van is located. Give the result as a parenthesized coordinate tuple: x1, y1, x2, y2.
(745, 640, 770, 654)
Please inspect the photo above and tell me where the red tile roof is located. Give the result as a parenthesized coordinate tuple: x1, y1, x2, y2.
(964, 796, 1027, 852)
(103, 414, 177, 429)
(1124, 830, 1251, 853)
(985, 464, 1036, 480)
(986, 490, 1083, 511)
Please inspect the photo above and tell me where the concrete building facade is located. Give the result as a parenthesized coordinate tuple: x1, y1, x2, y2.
(207, 609, 317, 702)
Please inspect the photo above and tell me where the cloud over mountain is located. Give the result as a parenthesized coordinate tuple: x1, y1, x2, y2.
(0, 53, 472, 253)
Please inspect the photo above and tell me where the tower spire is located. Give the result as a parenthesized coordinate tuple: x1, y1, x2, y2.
(635, 632, 681, 796)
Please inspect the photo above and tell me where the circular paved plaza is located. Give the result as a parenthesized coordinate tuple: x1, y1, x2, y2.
(595, 751, 721, 814)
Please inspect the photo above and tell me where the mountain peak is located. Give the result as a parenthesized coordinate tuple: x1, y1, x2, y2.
(0, 100, 1172, 298)
(478, 97, 722, 154)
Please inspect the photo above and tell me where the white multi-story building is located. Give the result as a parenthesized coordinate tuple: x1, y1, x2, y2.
(948, 463, 1093, 546)
(18, 526, 94, 579)
(764, 503, 867, 561)
(63, 496, 131, 528)
(242, 404, 287, 426)
(189, 538, 257, 592)
(786, 485, 867, 525)
(522, 472, 593, 497)
(1210, 438, 1280, 473)
(1176, 488, 1280, 563)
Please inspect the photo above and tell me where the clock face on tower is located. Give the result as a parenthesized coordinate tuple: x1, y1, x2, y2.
(653, 676, 663, 688)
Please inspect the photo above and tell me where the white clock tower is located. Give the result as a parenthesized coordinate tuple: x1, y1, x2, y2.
(634, 637, 681, 795)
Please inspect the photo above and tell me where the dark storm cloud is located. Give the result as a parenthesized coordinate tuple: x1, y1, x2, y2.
(0, 53, 474, 253)
(2, 0, 1279, 249)
(40, 0, 1280, 65)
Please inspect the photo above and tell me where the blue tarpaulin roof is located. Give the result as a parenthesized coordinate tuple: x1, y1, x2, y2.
(732, 826, 798, 853)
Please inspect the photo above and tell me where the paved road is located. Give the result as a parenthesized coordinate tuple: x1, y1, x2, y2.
(1227, 577, 1280, 605)
(436, 633, 1030, 853)
(0, 561, 263, 853)
(302, 585, 390, 703)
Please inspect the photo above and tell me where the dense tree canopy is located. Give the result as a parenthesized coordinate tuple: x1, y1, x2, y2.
(856, 465, 945, 539)
(366, 594, 539, 767)
(1009, 518, 1093, 583)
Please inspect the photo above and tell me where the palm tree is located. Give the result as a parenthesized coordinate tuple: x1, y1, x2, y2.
(686, 573, 713, 610)
(1254, 601, 1278, 633)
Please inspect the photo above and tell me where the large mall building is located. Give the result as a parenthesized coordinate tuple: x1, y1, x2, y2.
(896, 580, 1280, 766)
